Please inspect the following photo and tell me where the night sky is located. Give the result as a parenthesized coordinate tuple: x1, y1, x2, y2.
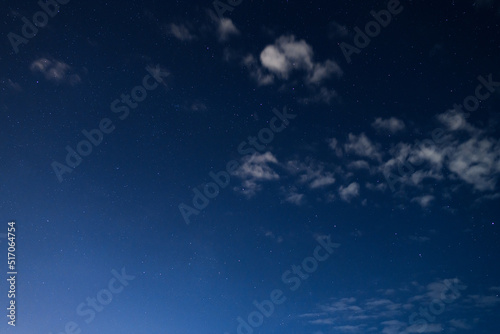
(1, 0, 500, 333)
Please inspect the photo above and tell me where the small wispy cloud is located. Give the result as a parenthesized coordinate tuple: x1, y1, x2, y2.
(30, 58, 81, 85)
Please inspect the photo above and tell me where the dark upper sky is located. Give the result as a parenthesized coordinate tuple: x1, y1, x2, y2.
(1, 0, 499, 333)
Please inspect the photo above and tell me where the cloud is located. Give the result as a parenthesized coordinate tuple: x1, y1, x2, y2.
(344, 133, 382, 161)
(285, 159, 336, 189)
(244, 35, 342, 89)
(328, 20, 349, 39)
(263, 230, 283, 243)
(298, 87, 339, 105)
(338, 182, 360, 202)
(30, 58, 81, 85)
(242, 55, 274, 86)
(260, 35, 314, 78)
(348, 160, 371, 170)
(217, 18, 240, 41)
(436, 110, 474, 132)
(411, 195, 435, 208)
(307, 60, 343, 85)
(409, 235, 431, 242)
(1, 78, 22, 93)
(366, 182, 387, 192)
(447, 136, 500, 191)
(232, 152, 280, 197)
(167, 23, 195, 41)
(186, 101, 207, 112)
(300, 278, 480, 334)
(448, 319, 471, 330)
(310, 175, 336, 188)
(328, 138, 343, 157)
(285, 191, 305, 205)
(372, 117, 406, 133)
(465, 294, 500, 308)
(474, 0, 496, 9)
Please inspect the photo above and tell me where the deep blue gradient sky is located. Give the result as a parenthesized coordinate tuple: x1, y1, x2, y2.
(1, 0, 500, 333)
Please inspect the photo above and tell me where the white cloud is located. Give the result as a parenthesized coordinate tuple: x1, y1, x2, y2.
(344, 133, 382, 161)
(328, 138, 343, 157)
(448, 319, 471, 330)
(474, 0, 496, 9)
(260, 44, 294, 78)
(447, 136, 500, 191)
(30, 58, 81, 85)
(167, 23, 195, 41)
(299, 87, 339, 105)
(372, 117, 405, 133)
(366, 182, 387, 192)
(300, 278, 476, 334)
(263, 230, 284, 243)
(328, 20, 349, 38)
(466, 294, 500, 308)
(436, 110, 476, 133)
(260, 35, 314, 77)
(307, 60, 343, 85)
(1, 78, 22, 92)
(348, 160, 371, 170)
(245, 35, 342, 89)
(217, 18, 240, 41)
(242, 55, 274, 86)
(285, 191, 304, 205)
(338, 182, 360, 202)
(310, 175, 336, 188)
(285, 159, 335, 189)
(232, 152, 280, 197)
(411, 195, 435, 208)
(409, 235, 431, 242)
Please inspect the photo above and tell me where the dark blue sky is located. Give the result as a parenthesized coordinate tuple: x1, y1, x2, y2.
(1, 0, 500, 333)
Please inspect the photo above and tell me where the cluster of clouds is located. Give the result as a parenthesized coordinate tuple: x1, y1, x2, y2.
(30, 57, 81, 85)
(4, 57, 82, 93)
(225, 109, 500, 209)
(300, 279, 499, 334)
(145, 8, 342, 105)
(244, 35, 342, 86)
(150, 5, 344, 109)
(242, 34, 343, 104)
(22, 7, 499, 209)
(474, 0, 500, 13)
(147, 7, 498, 204)
(144, 7, 240, 43)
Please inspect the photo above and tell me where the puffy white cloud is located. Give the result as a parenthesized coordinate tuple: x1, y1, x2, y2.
(30, 58, 81, 85)
(217, 18, 240, 41)
(307, 60, 343, 85)
(436, 110, 475, 133)
(348, 160, 371, 170)
(449, 319, 472, 330)
(245, 35, 342, 91)
(167, 23, 195, 41)
(411, 195, 435, 208)
(285, 191, 305, 205)
(447, 137, 500, 191)
(285, 159, 335, 189)
(372, 117, 405, 133)
(338, 182, 360, 202)
(344, 133, 383, 162)
(232, 152, 280, 197)
(299, 87, 339, 105)
(242, 55, 274, 86)
(328, 138, 343, 157)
